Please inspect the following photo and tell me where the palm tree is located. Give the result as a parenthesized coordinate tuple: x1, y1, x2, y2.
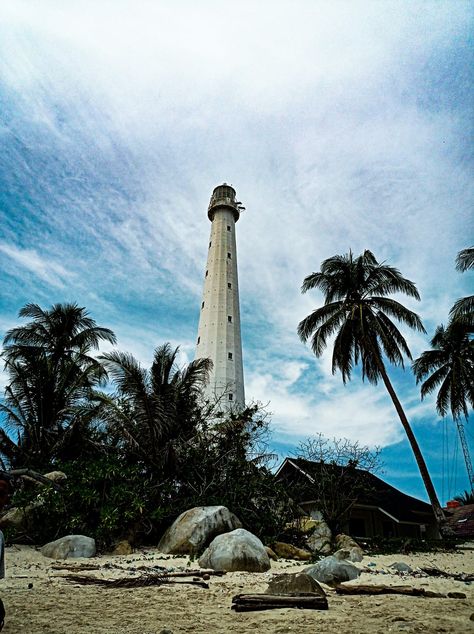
(413, 321, 474, 492)
(297, 250, 448, 534)
(455, 246, 474, 272)
(450, 246, 474, 325)
(0, 303, 116, 468)
(98, 343, 212, 472)
(454, 490, 474, 505)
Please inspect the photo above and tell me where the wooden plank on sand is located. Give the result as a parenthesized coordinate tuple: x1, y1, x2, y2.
(231, 592, 329, 611)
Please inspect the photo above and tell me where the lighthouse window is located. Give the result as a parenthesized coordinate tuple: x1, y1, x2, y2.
(228, 315, 232, 322)
(228, 352, 233, 359)
(201, 302, 205, 309)
(205, 270, 208, 277)
(197, 336, 200, 344)
(228, 393, 233, 401)
(227, 252, 231, 259)
(227, 225, 231, 231)
(227, 282, 232, 289)
(209, 241, 212, 248)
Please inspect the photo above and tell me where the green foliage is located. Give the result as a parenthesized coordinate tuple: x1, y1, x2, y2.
(0, 303, 116, 470)
(11, 454, 165, 549)
(413, 322, 474, 422)
(298, 249, 425, 384)
(171, 405, 296, 543)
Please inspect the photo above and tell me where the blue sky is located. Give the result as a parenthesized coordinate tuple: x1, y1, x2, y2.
(0, 1, 472, 504)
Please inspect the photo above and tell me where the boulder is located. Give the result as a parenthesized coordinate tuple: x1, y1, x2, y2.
(266, 572, 326, 596)
(0, 506, 33, 531)
(306, 519, 332, 554)
(41, 535, 96, 559)
(333, 547, 363, 563)
(334, 534, 363, 561)
(272, 541, 312, 561)
(389, 562, 413, 573)
(198, 528, 270, 572)
(265, 546, 278, 561)
(158, 506, 242, 555)
(305, 555, 360, 587)
(43, 471, 67, 483)
(111, 540, 133, 556)
(335, 533, 362, 550)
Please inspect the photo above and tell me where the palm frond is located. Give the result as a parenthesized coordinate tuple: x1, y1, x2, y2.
(455, 246, 474, 272)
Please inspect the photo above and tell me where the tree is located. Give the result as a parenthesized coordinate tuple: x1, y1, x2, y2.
(450, 246, 474, 325)
(97, 343, 212, 473)
(297, 250, 448, 534)
(0, 303, 116, 469)
(293, 434, 382, 535)
(454, 490, 474, 506)
(413, 321, 474, 491)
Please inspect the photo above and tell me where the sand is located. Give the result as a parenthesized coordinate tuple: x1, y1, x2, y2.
(1, 544, 473, 633)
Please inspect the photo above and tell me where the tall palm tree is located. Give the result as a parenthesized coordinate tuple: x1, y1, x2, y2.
(450, 246, 474, 325)
(0, 303, 116, 468)
(413, 321, 474, 491)
(98, 344, 212, 472)
(297, 250, 448, 533)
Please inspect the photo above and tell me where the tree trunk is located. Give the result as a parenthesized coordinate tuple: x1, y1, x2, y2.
(377, 364, 450, 537)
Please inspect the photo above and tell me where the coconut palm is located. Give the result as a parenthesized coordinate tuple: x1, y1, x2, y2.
(454, 490, 474, 505)
(455, 246, 474, 273)
(450, 246, 474, 325)
(413, 321, 474, 491)
(0, 303, 116, 468)
(297, 250, 447, 533)
(98, 344, 212, 472)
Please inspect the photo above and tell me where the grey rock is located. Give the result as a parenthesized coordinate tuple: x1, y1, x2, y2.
(333, 547, 363, 563)
(265, 572, 326, 596)
(305, 555, 360, 587)
(41, 535, 96, 559)
(158, 506, 242, 555)
(389, 562, 413, 573)
(198, 528, 270, 572)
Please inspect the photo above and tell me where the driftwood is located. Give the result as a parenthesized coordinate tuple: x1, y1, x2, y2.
(420, 566, 474, 582)
(0, 469, 62, 491)
(52, 563, 102, 572)
(53, 563, 225, 578)
(335, 584, 445, 598)
(62, 573, 209, 589)
(231, 592, 328, 612)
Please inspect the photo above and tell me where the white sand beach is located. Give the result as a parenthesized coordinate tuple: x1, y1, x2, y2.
(1, 545, 473, 633)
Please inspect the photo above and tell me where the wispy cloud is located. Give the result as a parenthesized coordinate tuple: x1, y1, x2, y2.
(0, 242, 75, 289)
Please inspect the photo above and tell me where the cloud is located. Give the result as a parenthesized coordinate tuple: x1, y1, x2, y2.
(0, 242, 75, 289)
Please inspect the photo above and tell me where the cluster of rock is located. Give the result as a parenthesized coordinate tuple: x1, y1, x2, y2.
(158, 506, 271, 572)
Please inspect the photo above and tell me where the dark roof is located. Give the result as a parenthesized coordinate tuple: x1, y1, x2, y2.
(446, 504, 474, 538)
(277, 457, 435, 525)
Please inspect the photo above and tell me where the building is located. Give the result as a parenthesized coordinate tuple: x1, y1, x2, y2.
(276, 457, 438, 539)
(195, 184, 245, 410)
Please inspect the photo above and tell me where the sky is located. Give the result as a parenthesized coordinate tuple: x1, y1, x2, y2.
(0, 1, 473, 504)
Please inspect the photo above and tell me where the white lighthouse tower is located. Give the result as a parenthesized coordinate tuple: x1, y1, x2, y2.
(195, 184, 245, 410)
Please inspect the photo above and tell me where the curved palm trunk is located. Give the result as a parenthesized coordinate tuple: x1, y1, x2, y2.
(377, 364, 450, 537)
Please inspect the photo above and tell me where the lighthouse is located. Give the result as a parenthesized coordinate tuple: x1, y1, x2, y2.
(195, 184, 245, 410)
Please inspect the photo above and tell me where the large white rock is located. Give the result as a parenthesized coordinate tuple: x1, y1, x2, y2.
(198, 528, 271, 572)
(157, 506, 242, 555)
(304, 555, 360, 587)
(40, 535, 96, 559)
